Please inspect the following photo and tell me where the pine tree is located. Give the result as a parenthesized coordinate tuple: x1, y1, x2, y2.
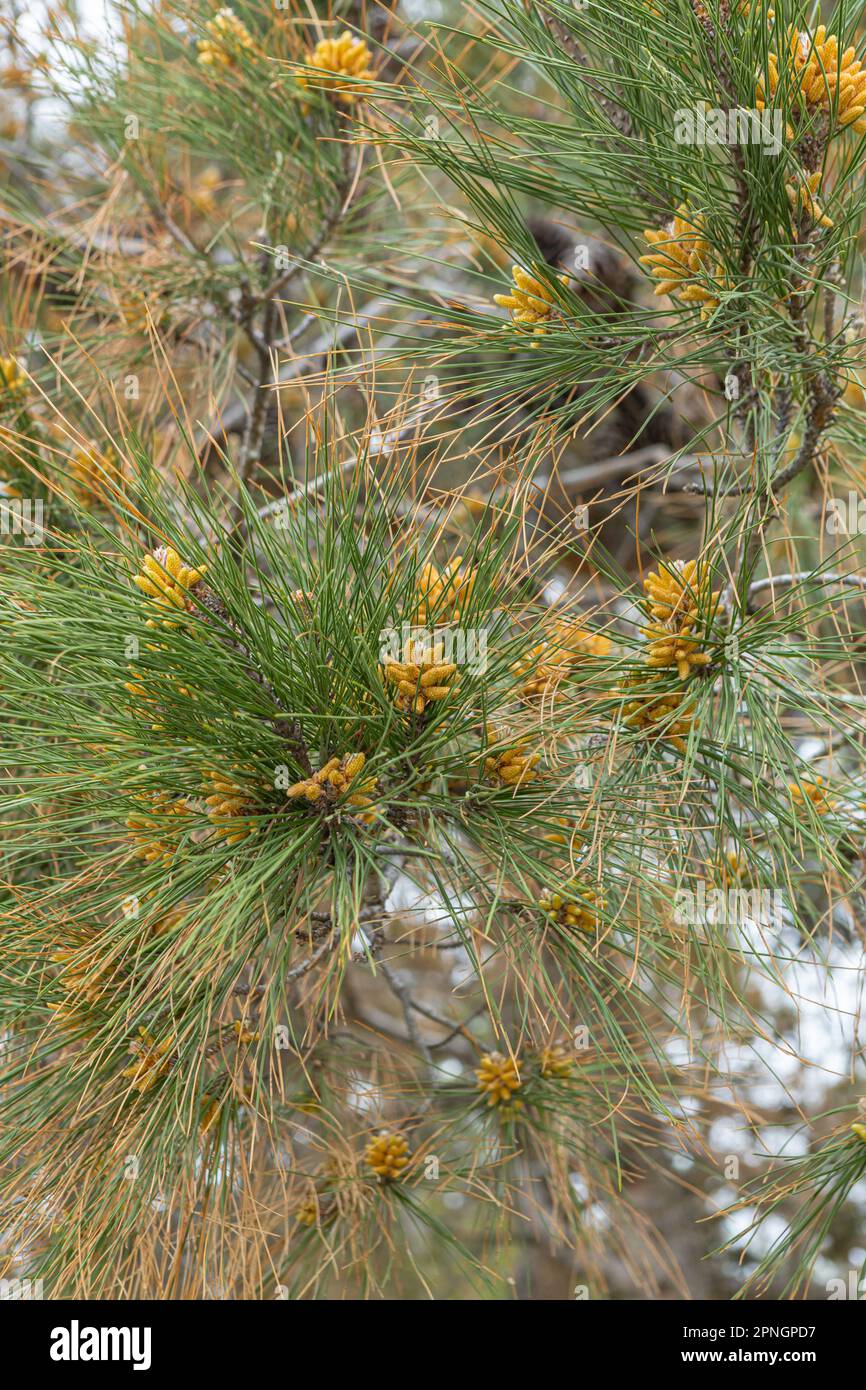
(1, 0, 866, 1300)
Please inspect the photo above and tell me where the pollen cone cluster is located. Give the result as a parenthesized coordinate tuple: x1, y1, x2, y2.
(0, 355, 26, 401)
(300, 32, 377, 105)
(199, 1095, 221, 1135)
(384, 640, 458, 715)
(67, 443, 123, 505)
(287, 752, 378, 818)
(641, 560, 718, 682)
(788, 776, 835, 815)
(538, 1043, 574, 1078)
(539, 879, 604, 934)
(516, 621, 611, 701)
(757, 26, 866, 136)
(203, 768, 259, 843)
(621, 677, 696, 753)
(133, 546, 206, 627)
(48, 941, 108, 1020)
(543, 816, 579, 847)
(126, 792, 190, 863)
(364, 1130, 410, 1180)
(414, 557, 476, 624)
(787, 172, 833, 233)
(494, 264, 569, 333)
(123, 663, 195, 731)
(475, 1051, 522, 1108)
(233, 1019, 261, 1045)
(122, 1028, 176, 1094)
(640, 206, 725, 318)
(295, 1195, 320, 1226)
(483, 724, 540, 788)
(197, 8, 255, 68)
